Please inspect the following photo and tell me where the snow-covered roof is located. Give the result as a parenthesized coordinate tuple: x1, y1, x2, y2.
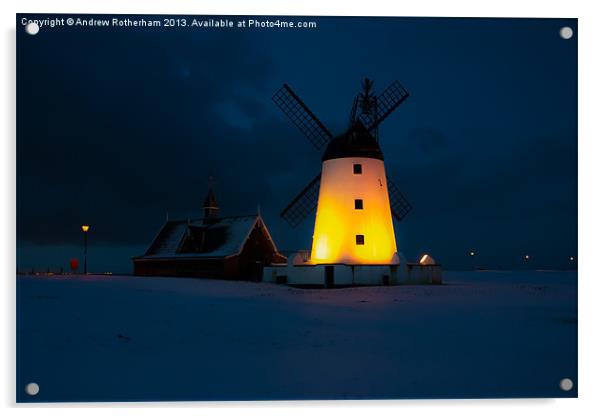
(142, 215, 267, 259)
(145, 220, 189, 257)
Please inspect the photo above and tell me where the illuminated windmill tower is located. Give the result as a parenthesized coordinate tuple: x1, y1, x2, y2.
(273, 78, 412, 268)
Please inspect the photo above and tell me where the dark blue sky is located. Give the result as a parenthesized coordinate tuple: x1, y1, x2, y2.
(17, 15, 577, 272)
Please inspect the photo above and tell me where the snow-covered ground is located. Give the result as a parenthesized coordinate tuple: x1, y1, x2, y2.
(16, 271, 577, 402)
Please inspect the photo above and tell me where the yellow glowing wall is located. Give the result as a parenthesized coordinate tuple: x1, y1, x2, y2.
(310, 157, 399, 265)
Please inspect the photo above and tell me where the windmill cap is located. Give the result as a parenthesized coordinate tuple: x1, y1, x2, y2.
(322, 121, 384, 161)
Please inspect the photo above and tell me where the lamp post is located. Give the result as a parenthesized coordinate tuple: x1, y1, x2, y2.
(469, 250, 475, 270)
(81, 224, 90, 274)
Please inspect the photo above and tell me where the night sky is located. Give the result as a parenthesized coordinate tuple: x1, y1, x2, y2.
(17, 15, 577, 273)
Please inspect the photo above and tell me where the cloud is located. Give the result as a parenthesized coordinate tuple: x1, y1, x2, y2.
(17, 27, 287, 246)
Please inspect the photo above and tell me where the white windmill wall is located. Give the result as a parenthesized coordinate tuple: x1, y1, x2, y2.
(309, 157, 399, 265)
(262, 262, 406, 286)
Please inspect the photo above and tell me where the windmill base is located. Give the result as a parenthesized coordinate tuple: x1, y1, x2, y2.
(262, 258, 442, 287)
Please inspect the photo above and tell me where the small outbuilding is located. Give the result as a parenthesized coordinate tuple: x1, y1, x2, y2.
(407, 254, 442, 284)
(133, 189, 287, 280)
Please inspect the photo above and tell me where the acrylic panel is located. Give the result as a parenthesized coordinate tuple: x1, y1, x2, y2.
(16, 14, 577, 402)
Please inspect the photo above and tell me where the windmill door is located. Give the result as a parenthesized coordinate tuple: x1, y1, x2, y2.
(325, 265, 334, 288)
(252, 261, 264, 282)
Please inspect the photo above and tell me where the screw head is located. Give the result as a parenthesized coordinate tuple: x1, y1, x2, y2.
(559, 27, 573, 40)
(25, 22, 39, 35)
(560, 378, 574, 391)
(25, 382, 39, 396)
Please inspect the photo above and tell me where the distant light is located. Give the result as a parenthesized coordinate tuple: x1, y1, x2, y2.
(81, 224, 90, 233)
(419, 254, 436, 265)
(524, 255, 530, 261)
(469, 251, 475, 256)
(570, 256, 575, 261)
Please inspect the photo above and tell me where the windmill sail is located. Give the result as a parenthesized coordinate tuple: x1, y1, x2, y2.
(280, 173, 322, 227)
(367, 80, 410, 131)
(387, 178, 412, 221)
(272, 84, 333, 150)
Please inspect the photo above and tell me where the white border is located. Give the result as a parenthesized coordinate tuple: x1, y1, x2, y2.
(3, 1, 600, 415)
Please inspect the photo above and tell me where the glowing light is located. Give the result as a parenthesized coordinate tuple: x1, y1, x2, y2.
(313, 235, 331, 260)
(569, 256, 575, 261)
(419, 254, 436, 265)
(81, 225, 90, 233)
(524, 255, 530, 260)
(469, 251, 475, 256)
(310, 157, 398, 265)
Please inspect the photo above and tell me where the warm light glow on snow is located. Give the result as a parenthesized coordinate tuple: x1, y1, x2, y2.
(309, 157, 398, 265)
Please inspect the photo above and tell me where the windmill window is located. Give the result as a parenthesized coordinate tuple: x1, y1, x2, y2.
(353, 164, 363, 174)
(354, 199, 364, 210)
(356, 234, 365, 245)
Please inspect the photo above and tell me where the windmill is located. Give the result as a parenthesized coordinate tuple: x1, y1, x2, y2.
(273, 78, 412, 265)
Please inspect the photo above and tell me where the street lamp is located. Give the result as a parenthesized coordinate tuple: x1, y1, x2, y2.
(81, 224, 90, 274)
(469, 250, 476, 270)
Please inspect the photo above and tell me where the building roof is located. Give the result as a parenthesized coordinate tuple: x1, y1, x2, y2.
(139, 215, 273, 260)
(203, 188, 219, 209)
(322, 121, 384, 161)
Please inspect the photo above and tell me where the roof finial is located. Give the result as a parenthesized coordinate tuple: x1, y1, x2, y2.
(203, 182, 220, 224)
